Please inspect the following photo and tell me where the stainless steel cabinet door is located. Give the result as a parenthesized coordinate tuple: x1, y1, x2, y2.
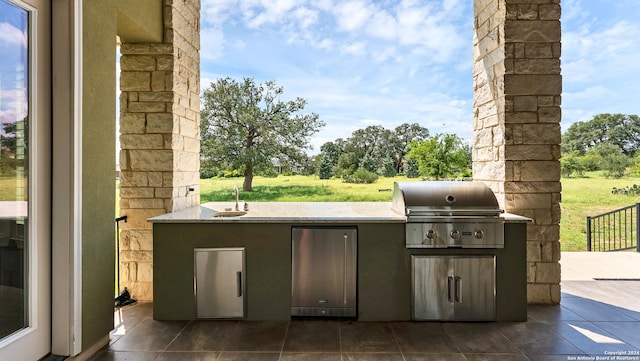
(412, 256, 455, 320)
(195, 248, 245, 318)
(412, 256, 495, 321)
(452, 256, 495, 321)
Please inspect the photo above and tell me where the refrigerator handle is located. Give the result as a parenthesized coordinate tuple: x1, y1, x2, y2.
(237, 271, 242, 297)
(447, 276, 454, 303)
(343, 233, 348, 305)
(454, 276, 462, 303)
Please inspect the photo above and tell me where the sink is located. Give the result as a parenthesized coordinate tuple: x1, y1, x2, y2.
(212, 211, 247, 217)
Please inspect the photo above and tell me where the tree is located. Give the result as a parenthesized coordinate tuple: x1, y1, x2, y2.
(0, 118, 26, 177)
(404, 158, 420, 178)
(562, 113, 640, 155)
(200, 78, 324, 191)
(388, 123, 429, 173)
(318, 154, 333, 179)
(358, 153, 377, 173)
(381, 156, 397, 177)
(406, 133, 471, 180)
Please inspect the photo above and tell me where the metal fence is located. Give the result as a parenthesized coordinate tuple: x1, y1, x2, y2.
(587, 203, 640, 252)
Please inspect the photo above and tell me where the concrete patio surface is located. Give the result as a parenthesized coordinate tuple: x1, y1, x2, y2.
(561, 251, 640, 281)
(84, 251, 640, 360)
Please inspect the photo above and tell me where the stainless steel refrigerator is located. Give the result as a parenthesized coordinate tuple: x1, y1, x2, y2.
(291, 227, 357, 317)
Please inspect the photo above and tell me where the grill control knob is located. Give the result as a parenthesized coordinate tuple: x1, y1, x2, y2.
(425, 230, 436, 240)
(450, 230, 460, 240)
(474, 230, 485, 239)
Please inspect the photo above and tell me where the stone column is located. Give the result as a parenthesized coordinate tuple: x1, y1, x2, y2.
(118, 0, 200, 301)
(473, 0, 562, 304)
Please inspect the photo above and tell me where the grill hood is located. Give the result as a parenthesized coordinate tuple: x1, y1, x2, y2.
(391, 181, 503, 217)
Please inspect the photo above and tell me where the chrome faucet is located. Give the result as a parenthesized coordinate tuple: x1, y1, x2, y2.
(233, 185, 240, 211)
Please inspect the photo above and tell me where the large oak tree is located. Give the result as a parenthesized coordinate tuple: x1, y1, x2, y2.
(200, 78, 324, 191)
(562, 113, 640, 155)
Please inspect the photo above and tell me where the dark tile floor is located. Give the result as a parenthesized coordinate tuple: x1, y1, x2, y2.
(90, 281, 640, 361)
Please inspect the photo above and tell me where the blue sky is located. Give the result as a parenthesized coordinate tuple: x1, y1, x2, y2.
(199, 0, 640, 153)
(0, 0, 28, 127)
(1, 1, 639, 156)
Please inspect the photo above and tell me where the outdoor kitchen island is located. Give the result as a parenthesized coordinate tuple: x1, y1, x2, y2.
(149, 198, 529, 322)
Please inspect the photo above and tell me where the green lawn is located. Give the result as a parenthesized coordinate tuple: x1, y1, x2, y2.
(560, 172, 640, 251)
(5, 172, 637, 252)
(202, 173, 640, 252)
(200, 175, 413, 202)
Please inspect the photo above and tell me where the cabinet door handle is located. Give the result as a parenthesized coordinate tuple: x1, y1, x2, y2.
(343, 233, 348, 305)
(447, 276, 454, 303)
(454, 276, 462, 303)
(236, 271, 242, 298)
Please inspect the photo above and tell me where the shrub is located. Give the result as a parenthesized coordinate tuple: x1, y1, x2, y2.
(612, 184, 640, 196)
(602, 153, 630, 178)
(221, 169, 242, 178)
(342, 168, 379, 184)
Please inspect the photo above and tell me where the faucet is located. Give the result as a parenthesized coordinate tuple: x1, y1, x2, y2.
(233, 185, 239, 211)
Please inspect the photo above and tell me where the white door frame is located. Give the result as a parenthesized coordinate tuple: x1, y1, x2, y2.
(51, 0, 83, 357)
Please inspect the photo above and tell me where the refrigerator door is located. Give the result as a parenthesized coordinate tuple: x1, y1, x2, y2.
(195, 248, 245, 318)
(291, 227, 357, 317)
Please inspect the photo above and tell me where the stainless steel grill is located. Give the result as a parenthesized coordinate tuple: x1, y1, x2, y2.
(392, 181, 505, 248)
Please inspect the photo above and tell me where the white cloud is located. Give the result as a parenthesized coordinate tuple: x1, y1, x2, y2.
(200, 26, 226, 60)
(0, 88, 28, 123)
(245, 0, 299, 28)
(200, 0, 237, 25)
(333, 0, 374, 32)
(292, 7, 319, 29)
(340, 41, 366, 56)
(0, 22, 27, 48)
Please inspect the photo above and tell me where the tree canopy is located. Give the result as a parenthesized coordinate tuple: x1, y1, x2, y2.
(316, 123, 430, 180)
(562, 113, 640, 155)
(200, 77, 324, 191)
(406, 133, 471, 180)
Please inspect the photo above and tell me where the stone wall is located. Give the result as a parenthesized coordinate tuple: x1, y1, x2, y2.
(473, 0, 562, 304)
(118, 0, 200, 301)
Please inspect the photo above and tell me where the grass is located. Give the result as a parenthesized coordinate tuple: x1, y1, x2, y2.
(560, 171, 640, 251)
(203, 172, 640, 252)
(6, 172, 638, 252)
(200, 175, 411, 202)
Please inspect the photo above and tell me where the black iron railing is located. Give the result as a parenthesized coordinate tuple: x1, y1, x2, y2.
(115, 216, 128, 294)
(587, 203, 640, 252)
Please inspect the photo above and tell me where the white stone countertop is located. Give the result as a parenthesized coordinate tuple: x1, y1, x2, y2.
(148, 202, 405, 223)
(148, 201, 531, 224)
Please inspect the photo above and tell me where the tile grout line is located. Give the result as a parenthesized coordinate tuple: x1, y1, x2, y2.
(277, 320, 291, 361)
(160, 320, 192, 355)
(388, 321, 408, 361)
(219, 320, 240, 359)
(338, 320, 343, 359)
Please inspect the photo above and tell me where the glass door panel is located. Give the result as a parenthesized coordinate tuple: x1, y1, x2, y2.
(0, 0, 50, 358)
(0, 0, 29, 340)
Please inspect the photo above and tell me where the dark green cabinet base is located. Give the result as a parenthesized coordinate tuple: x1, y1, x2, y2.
(153, 222, 526, 322)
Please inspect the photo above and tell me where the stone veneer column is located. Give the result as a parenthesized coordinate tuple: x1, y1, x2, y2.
(473, 0, 562, 303)
(118, 0, 200, 301)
